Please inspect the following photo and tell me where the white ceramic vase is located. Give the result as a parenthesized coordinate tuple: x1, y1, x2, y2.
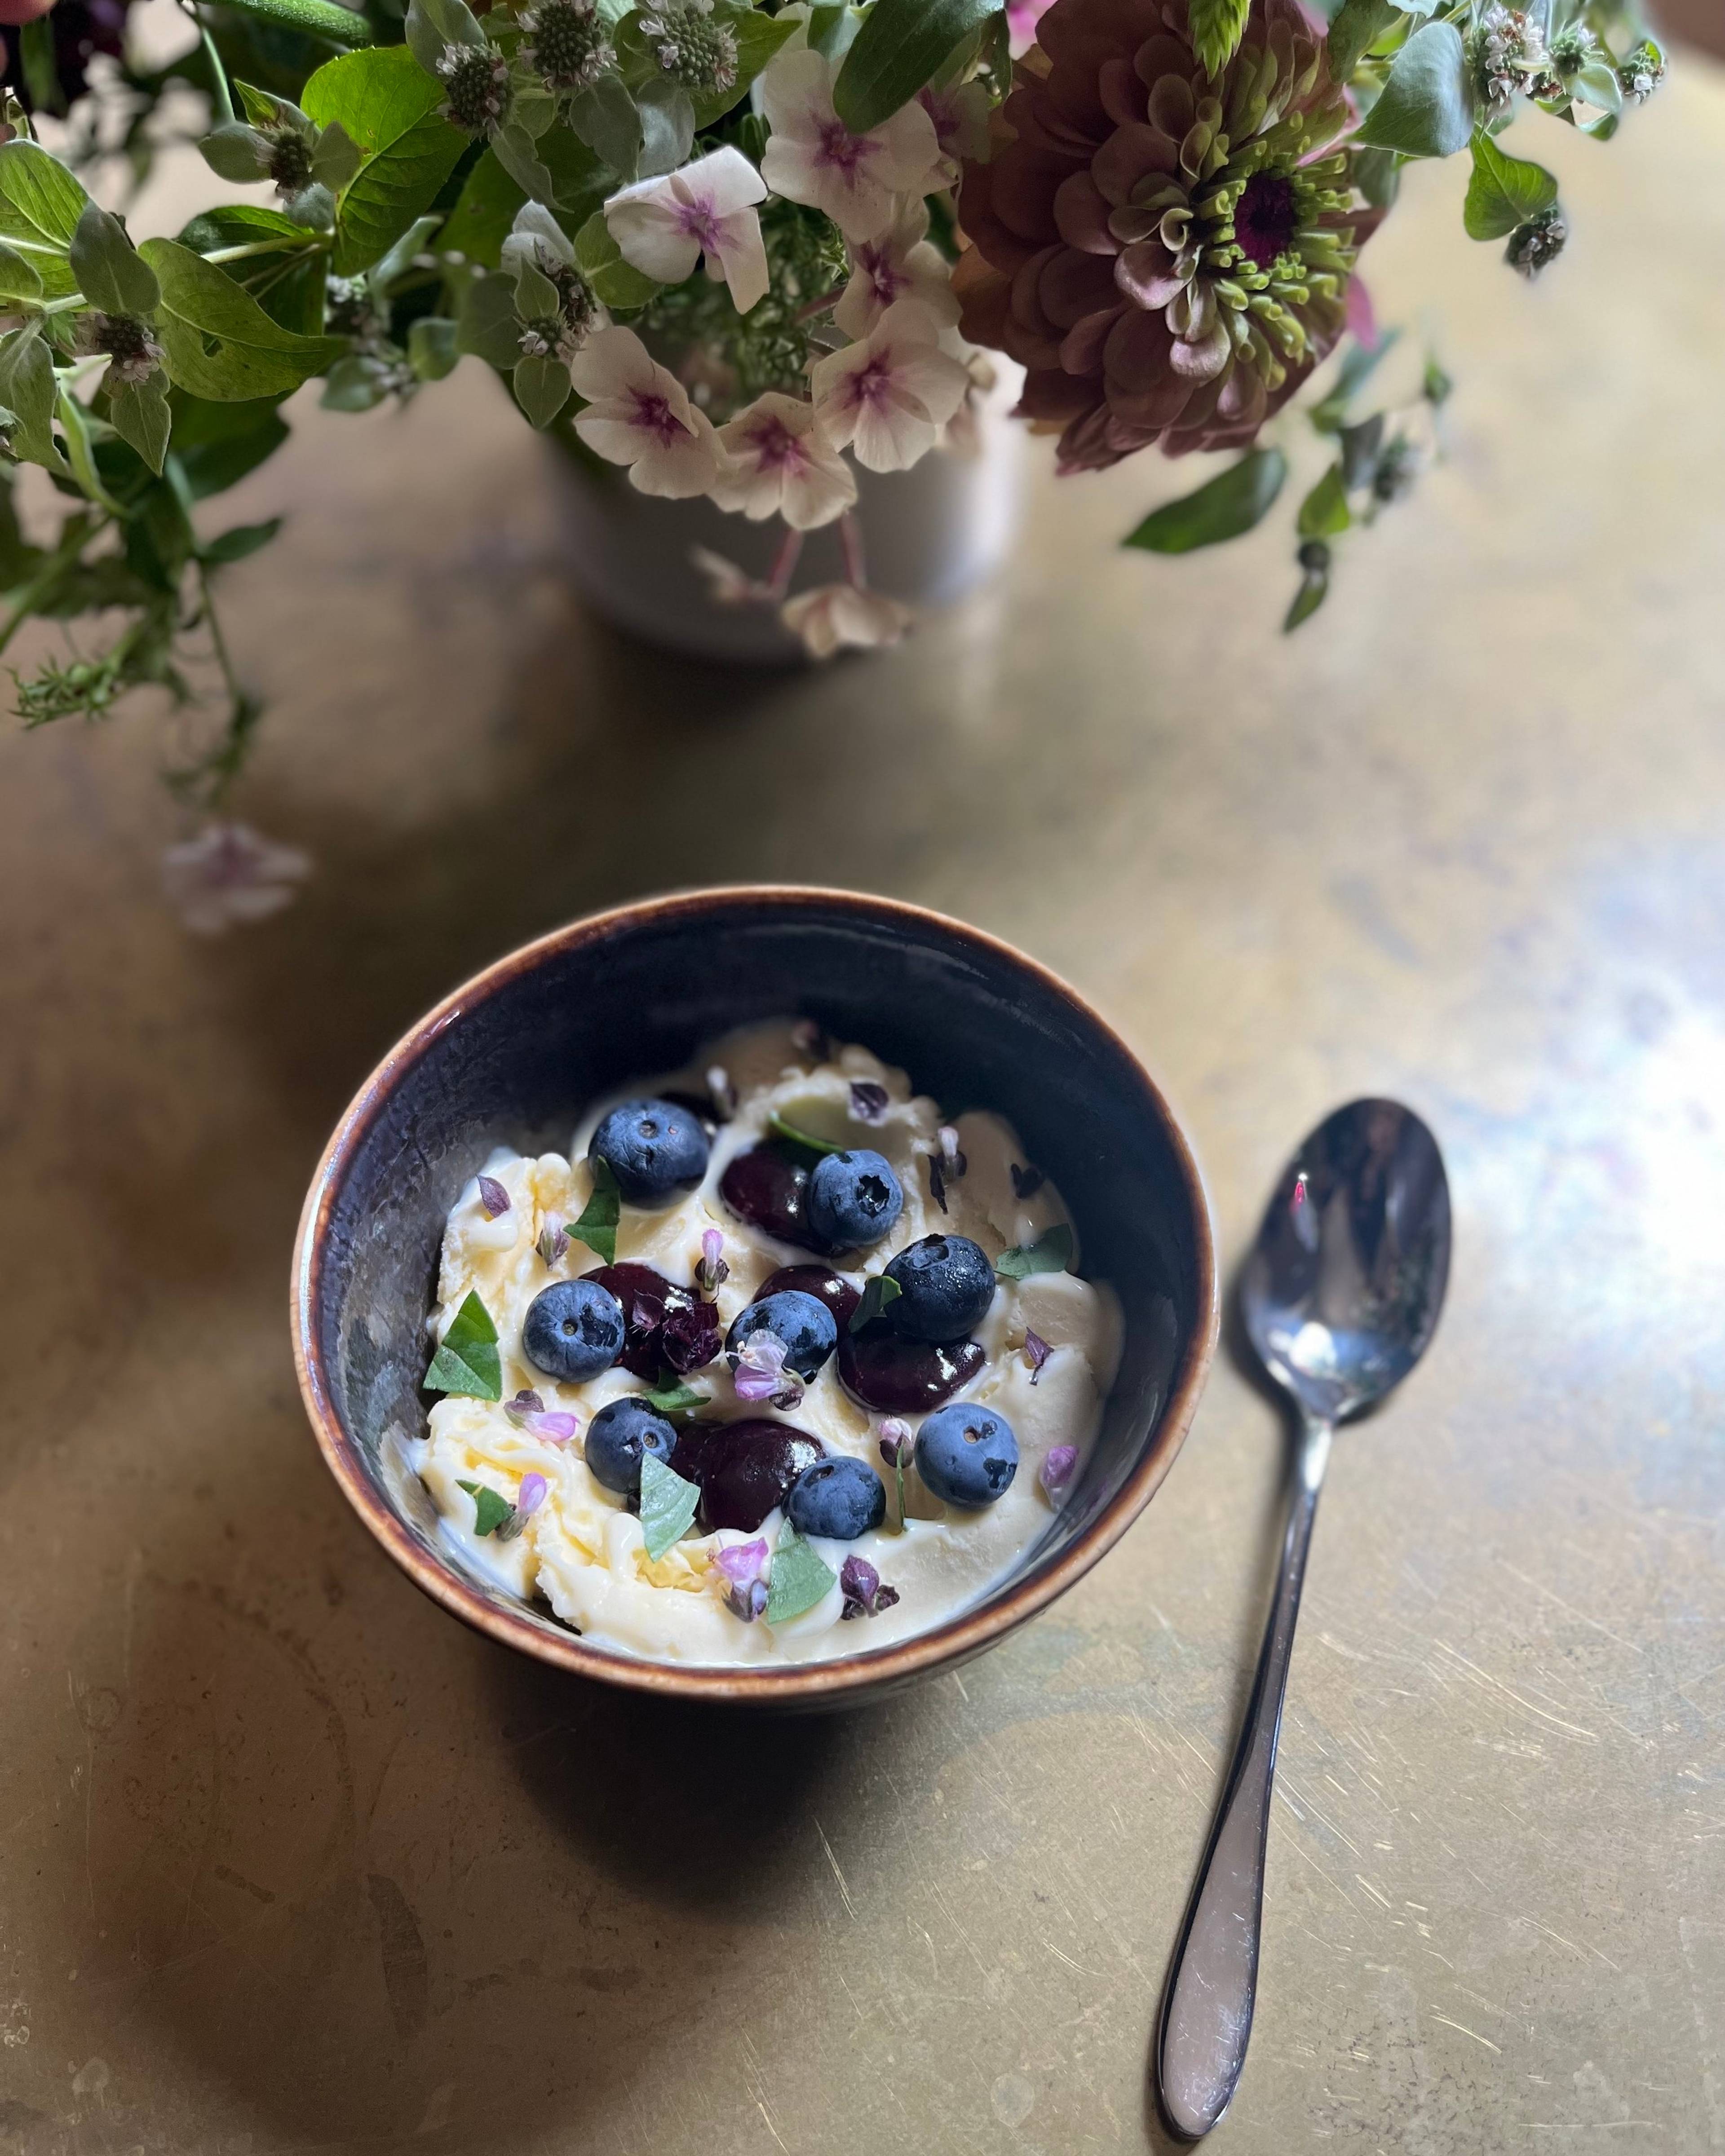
(553, 371, 1026, 664)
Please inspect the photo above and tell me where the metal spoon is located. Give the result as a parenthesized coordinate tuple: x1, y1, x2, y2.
(1155, 1099, 1451, 2139)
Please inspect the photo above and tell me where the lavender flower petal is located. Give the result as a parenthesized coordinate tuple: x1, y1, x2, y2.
(1039, 1445, 1079, 1504)
(1024, 1329, 1050, 1384)
(478, 1174, 512, 1219)
(504, 1388, 546, 1425)
(850, 1081, 889, 1122)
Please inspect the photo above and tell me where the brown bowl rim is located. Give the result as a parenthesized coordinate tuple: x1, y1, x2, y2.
(291, 885, 1218, 1706)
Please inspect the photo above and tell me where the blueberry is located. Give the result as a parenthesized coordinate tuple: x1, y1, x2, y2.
(787, 1456, 887, 1541)
(806, 1149, 904, 1250)
(725, 1290, 838, 1381)
(522, 1278, 625, 1382)
(915, 1403, 1019, 1508)
(584, 1397, 678, 1496)
(885, 1233, 996, 1342)
(589, 1098, 710, 1206)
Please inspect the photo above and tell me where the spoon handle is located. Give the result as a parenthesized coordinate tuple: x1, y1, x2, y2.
(1156, 1410, 1334, 2139)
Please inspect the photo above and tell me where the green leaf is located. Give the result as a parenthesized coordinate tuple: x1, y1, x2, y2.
(69, 202, 160, 318)
(199, 123, 272, 184)
(439, 146, 526, 267)
(568, 1157, 619, 1264)
(567, 74, 644, 179)
(54, 385, 124, 513)
(404, 0, 486, 75)
(0, 142, 89, 301)
(139, 239, 345, 400)
(491, 121, 560, 207)
(313, 120, 365, 193)
(833, 0, 1000, 133)
(1353, 144, 1403, 210)
(1357, 21, 1474, 158)
(1189, 0, 1251, 76)
(693, 9, 797, 124)
(767, 1109, 846, 1157)
(107, 374, 172, 476)
(213, 0, 372, 43)
(638, 1381, 710, 1417)
(301, 45, 468, 275)
(368, 212, 442, 297)
(425, 1288, 503, 1398)
(457, 271, 525, 369)
(1327, 0, 1397, 79)
(765, 1521, 838, 1625)
(0, 326, 64, 471)
(1123, 447, 1287, 553)
(199, 517, 282, 565)
(456, 1478, 515, 1536)
(18, 15, 61, 115)
(1296, 462, 1351, 539)
(122, 479, 194, 591)
(1309, 327, 1401, 433)
(634, 80, 694, 178)
(0, 245, 42, 301)
(639, 1454, 700, 1561)
(167, 392, 290, 498)
(1284, 559, 1330, 631)
(320, 353, 394, 409)
(995, 1224, 1074, 1280)
(176, 205, 325, 334)
(1463, 129, 1558, 240)
(513, 350, 571, 428)
(849, 1272, 902, 1333)
(1573, 56, 1623, 114)
(408, 314, 460, 380)
(573, 209, 660, 309)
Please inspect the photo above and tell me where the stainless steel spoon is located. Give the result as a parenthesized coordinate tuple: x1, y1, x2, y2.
(1156, 1099, 1451, 2139)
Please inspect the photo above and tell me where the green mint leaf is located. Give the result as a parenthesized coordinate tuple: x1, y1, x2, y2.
(567, 75, 646, 181)
(995, 1224, 1075, 1280)
(639, 1381, 709, 1416)
(833, 0, 1001, 136)
(767, 1110, 846, 1157)
(408, 315, 460, 381)
(457, 272, 526, 370)
(1123, 448, 1287, 553)
(301, 46, 468, 277)
(0, 142, 88, 301)
(425, 1289, 503, 1399)
(107, 373, 172, 477)
(0, 244, 42, 302)
(639, 1453, 700, 1560)
(849, 1272, 902, 1334)
(1462, 130, 1558, 241)
(765, 1521, 838, 1626)
(439, 147, 526, 268)
(1326, 0, 1397, 80)
(208, 0, 371, 42)
(70, 201, 160, 316)
(569, 1156, 619, 1264)
(1284, 558, 1331, 632)
(137, 239, 345, 400)
(1189, 0, 1251, 76)
(1353, 145, 1403, 210)
(1296, 463, 1351, 540)
(456, 1479, 515, 1536)
(1356, 22, 1474, 159)
(0, 326, 65, 473)
(513, 351, 572, 430)
(54, 385, 124, 515)
(404, 0, 487, 76)
(1309, 327, 1402, 434)
(573, 210, 662, 308)
(198, 517, 282, 566)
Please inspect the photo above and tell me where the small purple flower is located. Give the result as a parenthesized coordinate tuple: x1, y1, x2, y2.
(877, 1418, 911, 1469)
(517, 1472, 548, 1517)
(1039, 1445, 1079, 1505)
(733, 1331, 800, 1405)
(526, 1410, 580, 1445)
(697, 1227, 730, 1297)
(713, 1537, 770, 1621)
(1023, 1330, 1050, 1385)
(478, 1174, 512, 1219)
(1010, 1161, 1045, 1200)
(504, 1389, 546, 1424)
(850, 1080, 889, 1123)
(839, 1555, 902, 1621)
(663, 1299, 722, 1374)
(537, 1222, 570, 1267)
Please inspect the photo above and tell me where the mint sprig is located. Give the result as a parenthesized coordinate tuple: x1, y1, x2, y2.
(768, 1110, 846, 1158)
(639, 1453, 700, 1560)
(765, 1521, 837, 1625)
(849, 1272, 902, 1334)
(640, 1380, 709, 1416)
(995, 1225, 1075, 1281)
(568, 1156, 620, 1264)
(456, 1479, 513, 1537)
(425, 1290, 502, 1400)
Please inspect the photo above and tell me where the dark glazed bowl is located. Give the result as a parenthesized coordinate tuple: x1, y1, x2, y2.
(292, 888, 1217, 1709)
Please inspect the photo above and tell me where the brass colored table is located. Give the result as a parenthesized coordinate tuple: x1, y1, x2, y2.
(3, 57, 1723, 2155)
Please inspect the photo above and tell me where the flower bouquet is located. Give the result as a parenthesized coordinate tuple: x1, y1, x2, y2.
(0, 0, 1662, 887)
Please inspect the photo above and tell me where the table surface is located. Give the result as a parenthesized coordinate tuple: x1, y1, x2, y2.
(4, 51, 1724, 2156)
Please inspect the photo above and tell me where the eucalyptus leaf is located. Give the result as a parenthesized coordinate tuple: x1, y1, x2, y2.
(1357, 21, 1474, 159)
(833, 0, 1000, 135)
(765, 1521, 837, 1626)
(302, 45, 469, 275)
(1123, 447, 1287, 552)
(1353, 144, 1403, 209)
(425, 1288, 502, 1398)
(0, 141, 89, 301)
(513, 349, 571, 428)
(408, 314, 460, 379)
(0, 326, 64, 472)
(107, 374, 171, 476)
(1463, 130, 1558, 240)
(1296, 462, 1351, 539)
(70, 202, 160, 317)
(1189, 0, 1251, 75)
(639, 1454, 700, 1561)
(139, 239, 346, 400)
(1327, 0, 1397, 79)
(995, 1224, 1074, 1280)
(568, 1156, 620, 1264)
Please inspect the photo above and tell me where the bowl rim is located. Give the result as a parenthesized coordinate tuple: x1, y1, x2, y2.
(291, 885, 1219, 1705)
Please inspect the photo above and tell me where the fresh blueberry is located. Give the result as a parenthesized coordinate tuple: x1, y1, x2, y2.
(885, 1233, 996, 1342)
(787, 1456, 887, 1541)
(584, 1397, 678, 1496)
(806, 1149, 904, 1250)
(588, 1098, 709, 1206)
(522, 1278, 625, 1382)
(915, 1403, 1019, 1508)
(725, 1290, 838, 1381)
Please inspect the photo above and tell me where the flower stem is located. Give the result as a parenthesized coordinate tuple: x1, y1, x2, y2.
(765, 525, 804, 600)
(0, 514, 108, 662)
(839, 510, 867, 589)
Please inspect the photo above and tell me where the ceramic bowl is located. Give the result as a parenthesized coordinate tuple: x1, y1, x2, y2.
(291, 888, 1217, 1709)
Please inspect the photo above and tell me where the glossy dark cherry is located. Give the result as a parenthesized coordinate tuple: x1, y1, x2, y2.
(719, 1142, 819, 1250)
(583, 1262, 692, 1380)
(669, 1418, 826, 1534)
(757, 1262, 862, 1332)
(837, 1324, 986, 1414)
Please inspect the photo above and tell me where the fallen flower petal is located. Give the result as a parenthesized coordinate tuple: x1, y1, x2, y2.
(477, 1174, 511, 1219)
(1039, 1445, 1079, 1504)
(1023, 1329, 1050, 1384)
(160, 822, 311, 935)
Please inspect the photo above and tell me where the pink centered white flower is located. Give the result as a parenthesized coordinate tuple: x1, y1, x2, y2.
(160, 822, 311, 935)
(834, 197, 961, 341)
(810, 299, 971, 473)
(713, 392, 857, 529)
(604, 146, 770, 315)
(760, 47, 945, 242)
(570, 326, 726, 498)
(779, 583, 913, 660)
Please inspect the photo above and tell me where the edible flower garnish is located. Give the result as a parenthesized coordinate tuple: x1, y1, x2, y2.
(536, 1221, 569, 1267)
(569, 1158, 620, 1264)
(503, 1388, 579, 1443)
(425, 1291, 502, 1401)
(732, 1330, 801, 1407)
(1010, 1162, 1045, 1200)
(477, 1174, 512, 1219)
(1039, 1446, 1079, 1506)
(639, 1454, 700, 1560)
(1023, 1330, 1050, 1385)
(662, 1299, 722, 1373)
(929, 1125, 967, 1211)
(878, 1416, 911, 1531)
(713, 1537, 770, 1621)
(504, 1387, 544, 1421)
(456, 1479, 515, 1537)
(765, 1521, 837, 1624)
(516, 1472, 548, 1518)
(849, 1081, 889, 1123)
(698, 1227, 730, 1297)
(995, 1225, 1074, 1280)
(849, 1272, 902, 1333)
(839, 1555, 901, 1621)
